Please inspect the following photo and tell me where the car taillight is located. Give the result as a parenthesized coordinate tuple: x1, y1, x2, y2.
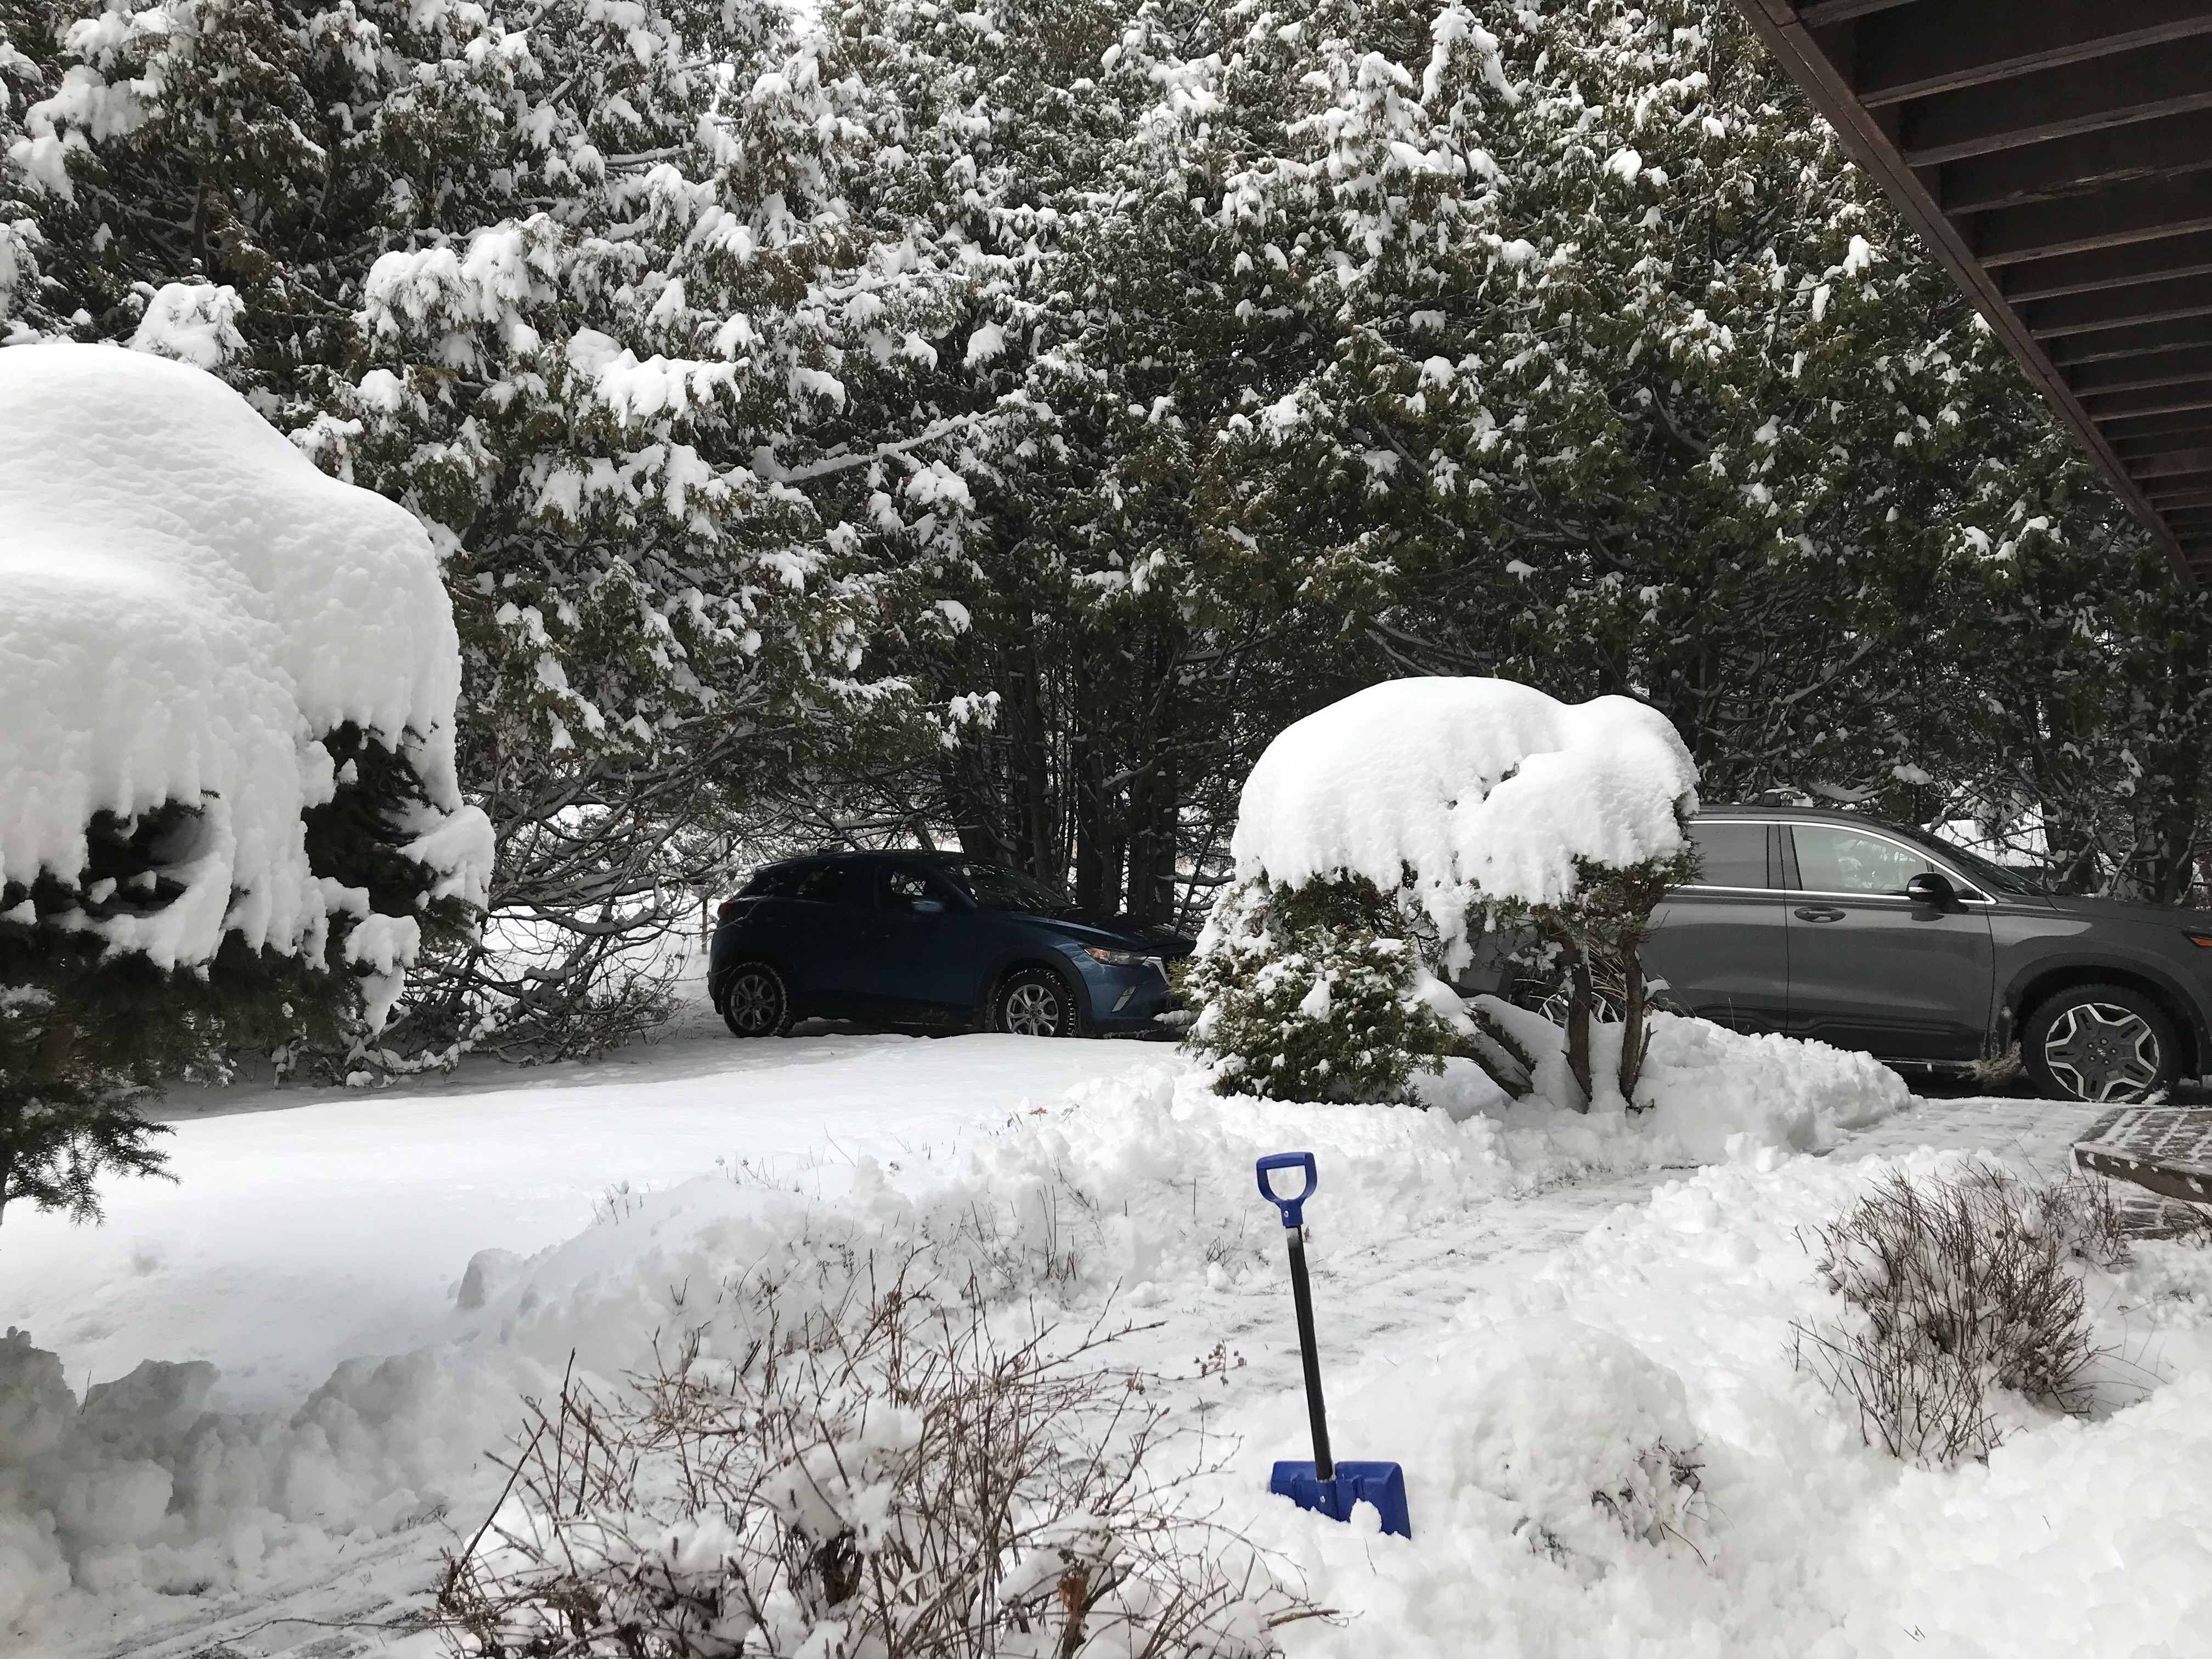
(717, 898, 742, 922)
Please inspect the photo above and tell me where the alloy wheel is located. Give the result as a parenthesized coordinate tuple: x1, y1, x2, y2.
(726, 970, 782, 1036)
(2041, 1002, 2162, 1102)
(1002, 982, 1063, 1037)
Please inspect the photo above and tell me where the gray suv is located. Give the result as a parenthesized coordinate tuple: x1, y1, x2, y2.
(1634, 806, 2212, 1102)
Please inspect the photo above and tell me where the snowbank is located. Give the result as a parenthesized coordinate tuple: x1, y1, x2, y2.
(7, 1040, 2209, 1659)
(1231, 677, 1698, 959)
(1446, 1000, 1912, 1163)
(0, 345, 490, 978)
(1253, 1148, 2212, 1658)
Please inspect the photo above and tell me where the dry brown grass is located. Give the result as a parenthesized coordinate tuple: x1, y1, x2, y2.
(1791, 1166, 2113, 1466)
(437, 1261, 1304, 1659)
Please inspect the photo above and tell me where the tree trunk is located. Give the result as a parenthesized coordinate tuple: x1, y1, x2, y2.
(1616, 940, 1650, 1106)
(1565, 952, 1594, 1110)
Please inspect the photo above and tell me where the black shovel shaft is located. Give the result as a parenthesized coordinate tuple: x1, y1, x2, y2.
(1284, 1226, 1334, 1480)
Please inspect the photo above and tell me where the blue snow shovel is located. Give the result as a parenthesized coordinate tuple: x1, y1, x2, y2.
(1255, 1152, 1412, 1538)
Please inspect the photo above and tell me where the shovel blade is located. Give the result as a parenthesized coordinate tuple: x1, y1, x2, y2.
(1268, 1459, 1411, 1538)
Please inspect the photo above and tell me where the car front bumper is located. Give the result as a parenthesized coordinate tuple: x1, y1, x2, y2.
(1064, 952, 1178, 1031)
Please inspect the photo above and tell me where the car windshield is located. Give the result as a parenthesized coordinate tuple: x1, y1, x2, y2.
(947, 861, 1077, 915)
(1892, 827, 2047, 896)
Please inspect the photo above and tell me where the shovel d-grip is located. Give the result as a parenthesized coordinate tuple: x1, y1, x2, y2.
(1255, 1152, 1411, 1538)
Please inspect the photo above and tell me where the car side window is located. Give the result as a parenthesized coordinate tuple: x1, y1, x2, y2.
(878, 866, 942, 912)
(792, 861, 872, 907)
(1791, 826, 1935, 896)
(1683, 821, 1771, 889)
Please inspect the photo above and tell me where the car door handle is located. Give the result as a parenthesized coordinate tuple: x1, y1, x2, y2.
(1793, 906, 1846, 923)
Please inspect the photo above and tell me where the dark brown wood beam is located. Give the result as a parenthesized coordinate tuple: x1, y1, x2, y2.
(2048, 314, 2212, 367)
(2069, 346, 2212, 396)
(1901, 37, 2212, 166)
(1733, 0, 2196, 584)
(1973, 173, 2212, 267)
(1940, 111, 2212, 215)
(2113, 433, 2212, 467)
(2085, 381, 2212, 420)
(2000, 229, 2212, 301)
(2140, 471, 2212, 500)
(2134, 447, 2212, 481)
(2098, 405, 2212, 442)
(2022, 275, 2212, 338)
(1853, 1, 2212, 109)
(1797, 0, 1925, 24)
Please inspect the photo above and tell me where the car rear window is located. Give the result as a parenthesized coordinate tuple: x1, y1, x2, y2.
(791, 861, 873, 907)
(743, 864, 806, 898)
(1684, 821, 1771, 889)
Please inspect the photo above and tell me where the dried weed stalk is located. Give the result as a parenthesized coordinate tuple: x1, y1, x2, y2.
(439, 1262, 1301, 1658)
(1791, 1166, 2106, 1466)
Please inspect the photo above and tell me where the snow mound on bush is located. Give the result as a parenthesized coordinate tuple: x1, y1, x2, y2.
(1231, 677, 1698, 958)
(1362, 1316, 1702, 1562)
(0, 345, 489, 970)
(1443, 1001, 1909, 1159)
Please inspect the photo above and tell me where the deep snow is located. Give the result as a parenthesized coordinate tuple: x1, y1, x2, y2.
(1231, 678, 1699, 964)
(0, 345, 489, 991)
(1, 989, 2205, 1659)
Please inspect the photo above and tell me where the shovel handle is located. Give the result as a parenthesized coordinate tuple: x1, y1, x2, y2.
(1256, 1152, 1317, 1228)
(1285, 1224, 1334, 1481)
(1258, 1152, 1333, 1480)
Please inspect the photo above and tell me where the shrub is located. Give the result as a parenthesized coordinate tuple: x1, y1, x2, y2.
(438, 1265, 1300, 1658)
(1791, 1167, 2107, 1466)
(1183, 875, 1462, 1104)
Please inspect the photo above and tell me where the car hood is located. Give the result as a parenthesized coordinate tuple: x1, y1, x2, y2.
(1040, 912, 1197, 958)
(2032, 890, 2212, 932)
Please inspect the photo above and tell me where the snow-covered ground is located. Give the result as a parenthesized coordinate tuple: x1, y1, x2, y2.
(4, 973, 2208, 1658)
(2, 1013, 1139, 1414)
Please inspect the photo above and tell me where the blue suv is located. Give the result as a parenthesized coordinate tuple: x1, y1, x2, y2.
(708, 851, 1193, 1038)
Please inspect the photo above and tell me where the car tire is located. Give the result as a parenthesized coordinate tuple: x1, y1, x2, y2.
(994, 966, 1081, 1038)
(2022, 983, 2178, 1103)
(720, 963, 794, 1039)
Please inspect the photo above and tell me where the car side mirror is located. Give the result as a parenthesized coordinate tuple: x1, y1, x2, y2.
(913, 898, 946, 914)
(1905, 872, 1954, 907)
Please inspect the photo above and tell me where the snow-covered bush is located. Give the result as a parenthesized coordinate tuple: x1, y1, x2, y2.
(440, 1266, 1295, 1659)
(1188, 679, 1696, 1107)
(0, 346, 489, 1223)
(1184, 875, 1466, 1104)
(1421, 1319, 1703, 1567)
(1792, 1167, 2109, 1466)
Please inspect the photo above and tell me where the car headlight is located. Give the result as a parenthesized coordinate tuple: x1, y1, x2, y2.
(1081, 946, 1162, 970)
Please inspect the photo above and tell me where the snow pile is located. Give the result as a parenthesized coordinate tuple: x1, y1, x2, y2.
(1231, 677, 1699, 960)
(1443, 1000, 1912, 1163)
(0, 1046, 1896, 1645)
(0, 345, 490, 988)
(7, 1045, 2210, 1659)
(1239, 1149, 2212, 1657)
(0, 1329, 521, 1628)
(1354, 1316, 1705, 1565)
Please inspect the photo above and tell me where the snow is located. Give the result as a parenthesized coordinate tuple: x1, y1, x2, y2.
(1231, 677, 1699, 964)
(126, 281, 245, 369)
(1433, 1001, 1911, 1162)
(0, 991, 2205, 1657)
(0, 345, 489, 982)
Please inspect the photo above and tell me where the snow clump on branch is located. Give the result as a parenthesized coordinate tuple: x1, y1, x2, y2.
(1231, 677, 1698, 972)
(0, 345, 490, 1016)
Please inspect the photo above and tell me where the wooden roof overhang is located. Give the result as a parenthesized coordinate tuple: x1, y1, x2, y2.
(1733, 0, 2212, 587)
